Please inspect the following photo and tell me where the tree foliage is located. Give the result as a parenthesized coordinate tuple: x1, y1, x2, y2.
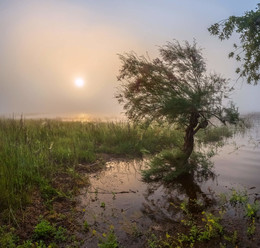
(208, 4, 260, 85)
(117, 40, 239, 162)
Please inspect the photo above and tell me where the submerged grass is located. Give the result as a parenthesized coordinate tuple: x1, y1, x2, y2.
(0, 118, 181, 217)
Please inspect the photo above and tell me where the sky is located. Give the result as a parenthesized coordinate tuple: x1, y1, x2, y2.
(0, 0, 259, 118)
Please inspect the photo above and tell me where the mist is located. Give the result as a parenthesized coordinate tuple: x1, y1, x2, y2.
(0, 0, 259, 117)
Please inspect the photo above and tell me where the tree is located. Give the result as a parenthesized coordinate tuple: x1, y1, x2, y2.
(116, 40, 239, 164)
(208, 4, 260, 85)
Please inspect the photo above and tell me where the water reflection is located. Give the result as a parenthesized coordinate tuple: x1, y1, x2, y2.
(206, 114, 260, 194)
(79, 159, 216, 247)
(142, 172, 216, 223)
(78, 114, 260, 247)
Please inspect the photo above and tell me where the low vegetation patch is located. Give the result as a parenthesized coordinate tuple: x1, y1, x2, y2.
(147, 190, 260, 248)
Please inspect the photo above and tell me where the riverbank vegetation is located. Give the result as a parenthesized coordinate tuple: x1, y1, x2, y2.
(146, 188, 260, 248)
(0, 117, 253, 247)
(0, 118, 182, 213)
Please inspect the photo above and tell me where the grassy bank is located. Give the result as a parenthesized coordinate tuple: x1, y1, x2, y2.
(0, 118, 241, 247)
(0, 118, 183, 216)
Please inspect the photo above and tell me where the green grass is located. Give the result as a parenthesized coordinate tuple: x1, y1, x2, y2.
(98, 231, 119, 248)
(196, 125, 233, 144)
(0, 118, 236, 217)
(0, 118, 181, 216)
(0, 117, 254, 247)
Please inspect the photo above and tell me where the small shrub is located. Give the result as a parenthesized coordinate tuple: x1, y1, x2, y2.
(33, 220, 56, 240)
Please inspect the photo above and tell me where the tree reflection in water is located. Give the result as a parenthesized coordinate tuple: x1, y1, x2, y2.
(141, 170, 216, 223)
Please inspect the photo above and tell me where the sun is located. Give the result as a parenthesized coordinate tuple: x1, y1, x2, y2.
(74, 77, 84, 88)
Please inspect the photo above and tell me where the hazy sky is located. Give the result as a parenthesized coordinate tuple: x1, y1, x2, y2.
(0, 0, 259, 118)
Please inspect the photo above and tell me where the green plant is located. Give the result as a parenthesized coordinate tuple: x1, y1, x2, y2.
(0, 118, 183, 217)
(208, 4, 260, 84)
(147, 234, 159, 248)
(130, 223, 142, 238)
(17, 240, 50, 248)
(197, 125, 233, 144)
(98, 231, 119, 248)
(112, 192, 116, 200)
(245, 202, 260, 219)
(39, 181, 60, 201)
(198, 212, 223, 241)
(247, 218, 256, 236)
(83, 220, 90, 231)
(17, 240, 34, 248)
(180, 200, 189, 215)
(175, 212, 223, 247)
(223, 230, 238, 246)
(100, 202, 106, 208)
(229, 189, 248, 205)
(0, 226, 18, 248)
(172, 208, 224, 247)
(33, 220, 56, 240)
(54, 226, 67, 242)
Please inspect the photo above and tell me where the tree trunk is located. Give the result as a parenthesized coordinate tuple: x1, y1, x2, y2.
(182, 112, 200, 162)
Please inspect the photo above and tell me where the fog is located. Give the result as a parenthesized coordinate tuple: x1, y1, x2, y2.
(0, 0, 259, 118)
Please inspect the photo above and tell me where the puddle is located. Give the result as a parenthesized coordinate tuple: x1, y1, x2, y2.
(78, 159, 215, 247)
(78, 160, 153, 247)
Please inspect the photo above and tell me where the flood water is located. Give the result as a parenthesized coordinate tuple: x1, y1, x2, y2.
(78, 115, 260, 247)
(206, 114, 260, 194)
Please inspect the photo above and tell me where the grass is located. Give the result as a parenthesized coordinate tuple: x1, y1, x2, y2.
(0, 219, 68, 247)
(98, 231, 119, 248)
(0, 118, 237, 216)
(0, 119, 246, 247)
(0, 116, 256, 247)
(196, 125, 233, 144)
(33, 219, 68, 242)
(0, 118, 181, 218)
(147, 190, 260, 248)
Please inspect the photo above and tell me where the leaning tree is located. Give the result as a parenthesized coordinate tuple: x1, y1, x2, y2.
(116, 40, 239, 163)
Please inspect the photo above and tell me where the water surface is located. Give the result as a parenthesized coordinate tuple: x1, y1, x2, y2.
(78, 115, 260, 247)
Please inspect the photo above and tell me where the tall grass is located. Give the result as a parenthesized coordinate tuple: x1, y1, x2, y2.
(0, 118, 182, 215)
(0, 118, 239, 216)
(196, 125, 233, 144)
